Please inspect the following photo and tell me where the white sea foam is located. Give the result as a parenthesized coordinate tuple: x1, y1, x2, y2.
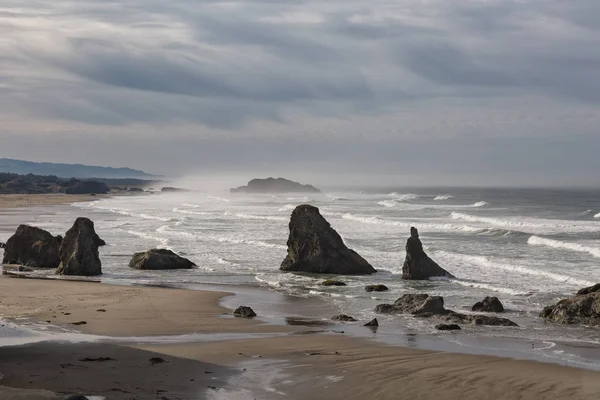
(225, 212, 287, 222)
(103, 207, 172, 222)
(595, 213, 600, 219)
(341, 213, 482, 232)
(125, 230, 169, 248)
(215, 236, 287, 250)
(377, 200, 397, 208)
(528, 235, 600, 259)
(173, 208, 212, 216)
(472, 201, 488, 207)
(208, 195, 230, 203)
(434, 195, 454, 201)
(395, 194, 420, 201)
(451, 212, 600, 234)
(435, 251, 595, 288)
(449, 279, 528, 296)
(278, 204, 296, 212)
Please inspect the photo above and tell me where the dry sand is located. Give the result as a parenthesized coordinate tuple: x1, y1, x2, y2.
(0, 277, 598, 399)
(0, 194, 105, 208)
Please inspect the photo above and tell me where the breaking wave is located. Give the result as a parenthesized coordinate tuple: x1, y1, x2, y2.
(472, 201, 488, 207)
(528, 236, 600, 259)
(449, 279, 529, 296)
(450, 212, 600, 234)
(224, 212, 287, 222)
(124, 229, 169, 248)
(173, 208, 212, 216)
(377, 200, 397, 208)
(278, 204, 296, 212)
(434, 195, 454, 201)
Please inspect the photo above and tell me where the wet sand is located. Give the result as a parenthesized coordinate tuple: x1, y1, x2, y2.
(0, 276, 599, 399)
(0, 194, 105, 208)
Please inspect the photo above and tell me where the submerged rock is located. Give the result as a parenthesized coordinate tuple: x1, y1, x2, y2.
(56, 218, 102, 276)
(401, 227, 454, 280)
(376, 293, 518, 327)
(231, 177, 320, 194)
(365, 284, 389, 292)
(436, 324, 461, 331)
(472, 296, 505, 313)
(280, 205, 376, 275)
(332, 314, 357, 322)
(540, 284, 600, 326)
(322, 280, 347, 286)
(234, 306, 257, 318)
(129, 249, 195, 270)
(364, 318, 379, 327)
(1, 225, 61, 268)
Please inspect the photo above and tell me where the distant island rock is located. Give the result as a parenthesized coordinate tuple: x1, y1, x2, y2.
(231, 178, 320, 194)
(280, 204, 375, 275)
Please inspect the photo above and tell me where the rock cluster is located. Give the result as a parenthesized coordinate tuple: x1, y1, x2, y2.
(376, 293, 517, 327)
(280, 205, 375, 275)
(401, 227, 454, 280)
(472, 296, 505, 313)
(540, 284, 600, 326)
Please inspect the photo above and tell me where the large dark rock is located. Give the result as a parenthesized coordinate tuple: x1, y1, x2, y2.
(0, 242, 5, 248)
(234, 306, 257, 318)
(65, 179, 109, 194)
(129, 249, 195, 270)
(280, 205, 375, 275)
(376, 293, 518, 327)
(540, 285, 600, 326)
(472, 296, 505, 313)
(56, 218, 102, 276)
(1, 225, 61, 268)
(322, 280, 347, 286)
(365, 284, 389, 292)
(364, 318, 379, 327)
(401, 227, 454, 280)
(231, 178, 320, 194)
(436, 324, 461, 331)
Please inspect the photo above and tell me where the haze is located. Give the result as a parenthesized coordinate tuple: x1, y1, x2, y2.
(1, 0, 599, 187)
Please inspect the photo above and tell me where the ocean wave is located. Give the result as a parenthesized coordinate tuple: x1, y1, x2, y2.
(341, 213, 481, 232)
(450, 212, 600, 234)
(278, 204, 296, 212)
(208, 196, 230, 203)
(173, 208, 212, 216)
(287, 196, 310, 202)
(101, 207, 173, 222)
(155, 226, 196, 239)
(124, 229, 169, 248)
(396, 194, 421, 201)
(595, 213, 600, 219)
(528, 235, 600, 259)
(433, 195, 454, 201)
(377, 200, 397, 208)
(215, 236, 287, 250)
(448, 279, 529, 296)
(435, 250, 595, 288)
(472, 201, 488, 207)
(224, 211, 287, 222)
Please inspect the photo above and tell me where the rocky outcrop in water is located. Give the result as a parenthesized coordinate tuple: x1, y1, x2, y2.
(401, 227, 454, 280)
(234, 306, 257, 318)
(129, 249, 195, 270)
(56, 218, 102, 276)
(231, 178, 320, 194)
(280, 205, 375, 275)
(322, 280, 347, 286)
(472, 296, 505, 313)
(436, 324, 461, 331)
(540, 284, 600, 326)
(376, 293, 518, 327)
(365, 284, 389, 292)
(1, 225, 61, 268)
(332, 314, 357, 322)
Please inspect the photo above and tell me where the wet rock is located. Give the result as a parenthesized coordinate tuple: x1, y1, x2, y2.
(129, 249, 195, 270)
(374, 304, 397, 314)
(1, 225, 61, 268)
(71, 321, 88, 326)
(234, 306, 257, 318)
(365, 284, 389, 292)
(79, 357, 113, 362)
(440, 311, 518, 326)
(63, 395, 89, 400)
(150, 357, 166, 365)
(364, 318, 379, 327)
(331, 314, 357, 322)
(540, 285, 600, 326)
(280, 205, 376, 275)
(472, 296, 505, 313)
(0, 242, 5, 248)
(436, 324, 461, 331)
(56, 218, 102, 276)
(322, 280, 347, 286)
(401, 227, 454, 280)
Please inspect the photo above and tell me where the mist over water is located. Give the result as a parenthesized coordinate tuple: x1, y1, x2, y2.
(3, 186, 600, 368)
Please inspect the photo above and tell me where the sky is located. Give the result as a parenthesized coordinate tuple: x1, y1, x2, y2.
(0, 0, 599, 187)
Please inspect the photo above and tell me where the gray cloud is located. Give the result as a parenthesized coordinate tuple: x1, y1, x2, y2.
(0, 0, 599, 184)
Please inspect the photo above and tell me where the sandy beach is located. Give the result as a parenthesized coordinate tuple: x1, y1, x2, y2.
(0, 194, 106, 209)
(0, 276, 598, 399)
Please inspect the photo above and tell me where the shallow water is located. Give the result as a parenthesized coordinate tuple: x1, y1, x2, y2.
(1, 187, 599, 369)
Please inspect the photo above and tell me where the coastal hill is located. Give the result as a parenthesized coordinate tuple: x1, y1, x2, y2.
(231, 178, 321, 194)
(0, 158, 157, 179)
(0, 173, 110, 194)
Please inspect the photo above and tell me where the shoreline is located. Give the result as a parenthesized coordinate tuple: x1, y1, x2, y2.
(0, 276, 599, 399)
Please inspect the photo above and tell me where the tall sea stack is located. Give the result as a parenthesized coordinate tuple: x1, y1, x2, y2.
(401, 227, 454, 280)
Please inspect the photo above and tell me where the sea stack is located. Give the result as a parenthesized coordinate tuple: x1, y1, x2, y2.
(1, 225, 61, 268)
(280, 204, 375, 274)
(56, 217, 102, 276)
(401, 227, 454, 280)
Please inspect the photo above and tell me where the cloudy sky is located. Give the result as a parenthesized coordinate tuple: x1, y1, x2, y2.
(0, 0, 599, 186)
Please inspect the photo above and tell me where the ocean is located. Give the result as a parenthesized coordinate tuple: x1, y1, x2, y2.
(1, 187, 599, 369)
